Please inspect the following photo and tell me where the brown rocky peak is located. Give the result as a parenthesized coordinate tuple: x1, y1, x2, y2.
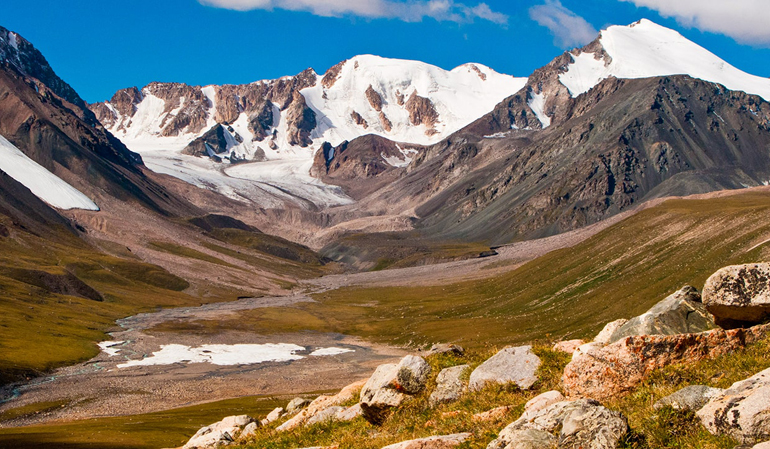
(285, 91, 317, 147)
(365, 85, 383, 112)
(468, 64, 487, 81)
(214, 87, 242, 124)
(379, 111, 393, 132)
(351, 111, 368, 129)
(405, 91, 440, 132)
(322, 60, 347, 89)
(110, 87, 143, 117)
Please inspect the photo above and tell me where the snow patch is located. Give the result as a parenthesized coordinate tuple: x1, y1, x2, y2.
(98, 341, 125, 357)
(0, 134, 99, 211)
(382, 145, 419, 168)
(528, 91, 551, 128)
(116, 343, 354, 368)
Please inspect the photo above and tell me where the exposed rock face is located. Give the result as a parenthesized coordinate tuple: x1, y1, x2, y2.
(351, 111, 369, 128)
(653, 385, 723, 411)
(593, 319, 629, 344)
(366, 85, 384, 111)
(183, 415, 256, 449)
(697, 367, 770, 443)
(91, 86, 143, 129)
(703, 263, 770, 328)
(381, 433, 472, 449)
(285, 91, 317, 147)
(607, 286, 715, 343)
(182, 125, 228, 158)
(469, 346, 541, 391)
(429, 364, 470, 406)
(322, 60, 346, 88)
(563, 324, 770, 401)
(379, 111, 394, 132)
(405, 91, 440, 134)
(487, 399, 628, 449)
(247, 100, 274, 141)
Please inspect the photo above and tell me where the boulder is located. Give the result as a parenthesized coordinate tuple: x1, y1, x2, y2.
(427, 343, 465, 356)
(240, 421, 259, 438)
(520, 391, 565, 421)
(564, 325, 769, 401)
(653, 385, 724, 411)
(261, 407, 284, 425)
(360, 363, 407, 424)
(429, 365, 470, 406)
(572, 342, 604, 360)
(488, 399, 628, 449)
(697, 367, 770, 443)
(286, 397, 312, 414)
(381, 433, 472, 449)
(306, 406, 346, 426)
(753, 443, 770, 449)
(552, 340, 585, 354)
(703, 263, 770, 327)
(469, 346, 541, 392)
(183, 415, 256, 449)
(277, 380, 366, 431)
(593, 319, 628, 344)
(607, 286, 715, 343)
(336, 403, 363, 421)
(397, 355, 431, 394)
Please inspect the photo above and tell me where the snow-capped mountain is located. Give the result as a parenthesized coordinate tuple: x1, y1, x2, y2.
(90, 56, 526, 207)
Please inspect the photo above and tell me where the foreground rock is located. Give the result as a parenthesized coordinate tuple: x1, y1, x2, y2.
(653, 385, 723, 411)
(360, 355, 430, 424)
(286, 397, 312, 414)
(261, 407, 284, 425)
(520, 391, 565, 421)
(487, 399, 628, 449)
(564, 325, 769, 400)
(183, 415, 257, 449)
(552, 340, 585, 355)
(381, 433, 472, 449)
(593, 319, 628, 345)
(697, 367, 770, 443)
(469, 346, 541, 392)
(427, 344, 465, 356)
(277, 380, 366, 431)
(606, 286, 715, 343)
(429, 365, 470, 406)
(703, 263, 770, 328)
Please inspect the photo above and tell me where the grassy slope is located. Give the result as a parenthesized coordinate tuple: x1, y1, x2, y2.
(153, 191, 770, 349)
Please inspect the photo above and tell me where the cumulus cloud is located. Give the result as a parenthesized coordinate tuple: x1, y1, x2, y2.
(618, 0, 770, 46)
(529, 0, 597, 49)
(199, 0, 508, 25)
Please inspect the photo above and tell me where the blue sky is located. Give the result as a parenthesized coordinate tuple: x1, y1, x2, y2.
(4, 0, 770, 103)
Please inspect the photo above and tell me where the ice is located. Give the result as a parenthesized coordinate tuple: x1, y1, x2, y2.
(309, 347, 355, 356)
(0, 134, 99, 211)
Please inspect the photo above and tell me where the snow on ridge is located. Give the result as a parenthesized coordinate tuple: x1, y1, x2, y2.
(0, 134, 99, 211)
(560, 19, 770, 101)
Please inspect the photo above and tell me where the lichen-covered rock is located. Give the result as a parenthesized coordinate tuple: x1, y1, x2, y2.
(520, 391, 566, 421)
(487, 428, 557, 449)
(697, 367, 770, 443)
(653, 385, 723, 411)
(360, 363, 407, 425)
(261, 407, 284, 425)
(336, 403, 363, 422)
(397, 355, 431, 394)
(427, 343, 465, 356)
(469, 346, 541, 391)
(286, 397, 312, 414)
(277, 380, 366, 431)
(381, 433, 472, 449)
(552, 340, 585, 354)
(703, 263, 770, 328)
(607, 286, 715, 343)
(305, 406, 346, 426)
(564, 325, 770, 401)
(429, 365, 469, 406)
(488, 399, 628, 449)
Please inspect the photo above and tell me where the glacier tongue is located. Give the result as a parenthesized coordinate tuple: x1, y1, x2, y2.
(560, 19, 770, 101)
(0, 134, 99, 211)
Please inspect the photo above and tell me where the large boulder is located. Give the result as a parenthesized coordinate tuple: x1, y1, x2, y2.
(703, 263, 770, 328)
(469, 346, 541, 392)
(653, 385, 723, 411)
(397, 355, 431, 394)
(520, 391, 566, 421)
(429, 365, 470, 406)
(305, 406, 346, 426)
(697, 367, 770, 443)
(260, 407, 284, 425)
(563, 325, 769, 401)
(381, 433, 472, 449)
(606, 286, 715, 343)
(552, 340, 585, 355)
(593, 319, 628, 344)
(183, 415, 256, 449)
(487, 399, 628, 449)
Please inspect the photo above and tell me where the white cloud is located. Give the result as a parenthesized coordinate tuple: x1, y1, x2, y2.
(618, 0, 770, 46)
(199, 0, 509, 24)
(529, 0, 597, 49)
